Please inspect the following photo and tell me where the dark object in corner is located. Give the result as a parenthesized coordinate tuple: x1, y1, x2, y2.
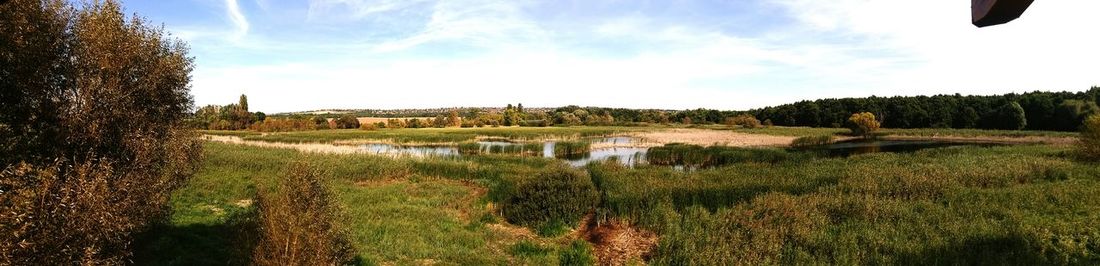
(973, 0, 1035, 27)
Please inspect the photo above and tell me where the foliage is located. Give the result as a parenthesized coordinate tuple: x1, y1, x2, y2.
(0, 0, 201, 263)
(847, 112, 881, 137)
(1055, 100, 1099, 131)
(248, 117, 317, 132)
(753, 88, 1100, 131)
(1080, 114, 1100, 161)
(248, 162, 357, 265)
(334, 114, 360, 129)
(502, 166, 599, 229)
(725, 114, 762, 129)
(993, 101, 1027, 130)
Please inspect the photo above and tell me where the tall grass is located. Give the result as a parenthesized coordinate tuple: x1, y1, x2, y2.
(249, 162, 357, 265)
(592, 145, 1100, 264)
(143, 129, 1100, 264)
(645, 144, 798, 167)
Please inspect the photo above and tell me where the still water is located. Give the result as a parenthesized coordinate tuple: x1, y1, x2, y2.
(360, 137, 1003, 167)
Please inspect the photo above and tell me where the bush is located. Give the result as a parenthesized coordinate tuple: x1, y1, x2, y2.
(249, 162, 356, 265)
(502, 166, 599, 229)
(1079, 114, 1100, 160)
(725, 114, 762, 129)
(249, 117, 318, 132)
(1, 1, 202, 264)
(763, 119, 774, 127)
(359, 122, 378, 130)
(334, 114, 360, 129)
(847, 112, 881, 137)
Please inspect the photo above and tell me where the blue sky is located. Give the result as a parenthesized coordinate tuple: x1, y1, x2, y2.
(123, 0, 1100, 113)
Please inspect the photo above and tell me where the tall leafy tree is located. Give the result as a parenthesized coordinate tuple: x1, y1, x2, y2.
(1, 0, 202, 263)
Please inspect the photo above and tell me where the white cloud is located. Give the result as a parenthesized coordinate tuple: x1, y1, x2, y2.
(225, 0, 249, 39)
(185, 0, 1100, 112)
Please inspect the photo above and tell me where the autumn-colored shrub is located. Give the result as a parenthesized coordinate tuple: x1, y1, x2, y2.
(250, 162, 356, 265)
(334, 114, 360, 129)
(847, 112, 881, 137)
(249, 117, 318, 132)
(725, 114, 762, 129)
(1, 0, 201, 263)
(359, 122, 378, 130)
(502, 166, 599, 229)
(1079, 114, 1100, 160)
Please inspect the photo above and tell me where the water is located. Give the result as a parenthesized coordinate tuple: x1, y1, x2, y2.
(360, 137, 1003, 166)
(793, 139, 1003, 157)
(359, 137, 646, 166)
(361, 143, 459, 157)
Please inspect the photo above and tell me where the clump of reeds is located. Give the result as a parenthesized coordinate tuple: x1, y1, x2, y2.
(248, 162, 357, 265)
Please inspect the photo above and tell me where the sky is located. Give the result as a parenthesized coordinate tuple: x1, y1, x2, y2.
(123, 0, 1100, 113)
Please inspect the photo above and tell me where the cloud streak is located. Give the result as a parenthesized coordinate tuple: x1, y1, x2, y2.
(225, 0, 249, 39)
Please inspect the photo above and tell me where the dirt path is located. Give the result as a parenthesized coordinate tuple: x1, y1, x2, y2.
(632, 128, 796, 147)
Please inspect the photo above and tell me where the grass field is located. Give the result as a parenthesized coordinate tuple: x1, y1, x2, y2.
(154, 126, 1099, 264)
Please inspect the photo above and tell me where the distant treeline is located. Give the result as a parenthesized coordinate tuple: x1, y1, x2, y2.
(750, 87, 1100, 131)
(194, 88, 1100, 132)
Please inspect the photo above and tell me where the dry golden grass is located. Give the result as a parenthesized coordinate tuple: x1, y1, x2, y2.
(633, 128, 797, 147)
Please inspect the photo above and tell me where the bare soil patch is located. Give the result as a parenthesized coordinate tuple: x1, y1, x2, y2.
(577, 216, 659, 266)
(633, 128, 796, 147)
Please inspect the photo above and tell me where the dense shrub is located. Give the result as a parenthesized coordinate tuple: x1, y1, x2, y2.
(847, 112, 881, 137)
(725, 114, 762, 129)
(334, 114, 360, 129)
(250, 162, 356, 265)
(359, 122, 378, 130)
(249, 117, 318, 132)
(0, 0, 202, 263)
(502, 166, 599, 228)
(1079, 114, 1100, 160)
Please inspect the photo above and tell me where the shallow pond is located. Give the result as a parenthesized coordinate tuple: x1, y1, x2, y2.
(359, 137, 1006, 167)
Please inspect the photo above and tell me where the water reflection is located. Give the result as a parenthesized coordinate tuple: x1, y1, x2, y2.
(360, 137, 1003, 167)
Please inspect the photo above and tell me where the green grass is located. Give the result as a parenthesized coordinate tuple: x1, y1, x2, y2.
(592, 144, 1100, 264)
(144, 127, 1100, 264)
(235, 127, 641, 144)
(136, 142, 564, 265)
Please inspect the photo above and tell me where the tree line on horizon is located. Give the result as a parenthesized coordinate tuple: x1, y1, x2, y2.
(191, 87, 1100, 132)
(751, 88, 1100, 131)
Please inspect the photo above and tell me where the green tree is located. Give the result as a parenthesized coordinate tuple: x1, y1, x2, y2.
(1054, 100, 1099, 131)
(848, 112, 881, 137)
(334, 114, 360, 129)
(238, 94, 249, 112)
(994, 102, 1027, 130)
(1, 0, 202, 263)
